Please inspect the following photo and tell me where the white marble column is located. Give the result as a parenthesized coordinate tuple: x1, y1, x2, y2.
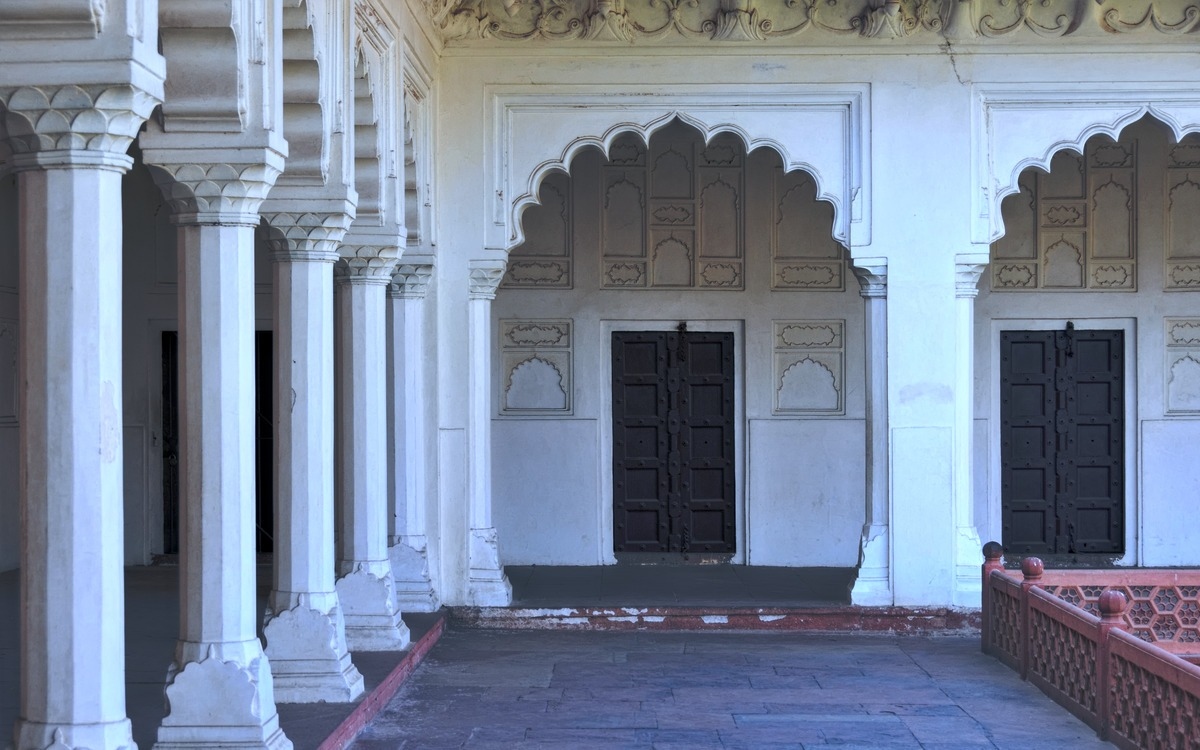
(259, 209, 364, 702)
(144, 155, 290, 750)
(953, 257, 988, 606)
(466, 259, 512, 606)
(334, 251, 410, 650)
(850, 262, 892, 606)
(2, 83, 156, 750)
(387, 262, 440, 611)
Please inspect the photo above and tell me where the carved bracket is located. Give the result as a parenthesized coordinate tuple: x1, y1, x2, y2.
(261, 210, 353, 262)
(389, 262, 435, 299)
(0, 84, 160, 163)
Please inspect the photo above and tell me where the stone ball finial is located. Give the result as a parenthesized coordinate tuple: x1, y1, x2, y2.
(1020, 557, 1044, 580)
(1099, 589, 1128, 618)
(983, 541, 1004, 561)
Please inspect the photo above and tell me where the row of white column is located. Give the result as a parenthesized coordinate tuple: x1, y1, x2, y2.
(8, 120, 437, 749)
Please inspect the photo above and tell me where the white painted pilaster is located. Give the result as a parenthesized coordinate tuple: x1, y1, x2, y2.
(143, 152, 290, 750)
(954, 255, 988, 606)
(850, 262, 892, 606)
(466, 259, 513, 606)
(334, 247, 410, 651)
(387, 262, 440, 611)
(259, 208, 364, 702)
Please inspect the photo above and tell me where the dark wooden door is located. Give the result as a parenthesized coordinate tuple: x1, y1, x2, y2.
(1000, 327, 1124, 556)
(612, 328, 735, 557)
(161, 330, 275, 555)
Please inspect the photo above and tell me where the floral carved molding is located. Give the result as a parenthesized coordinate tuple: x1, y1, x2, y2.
(426, 0, 1199, 41)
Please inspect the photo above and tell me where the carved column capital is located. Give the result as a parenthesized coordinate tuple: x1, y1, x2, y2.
(334, 241, 400, 283)
(262, 210, 352, 263)
(389, 263, 435, 300)
(468, 259, 507, 300)
(144, 158, 283, 226)
(955, 261, 988, 299)
(0, 83, 160, 170)
(851, 262, 888, 299)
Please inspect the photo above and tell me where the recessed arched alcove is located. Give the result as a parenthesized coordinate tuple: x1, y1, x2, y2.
(974, 113, 1200, 568)
(491, 115, 870, 575)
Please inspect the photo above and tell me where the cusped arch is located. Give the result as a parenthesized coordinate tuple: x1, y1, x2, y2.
(511, 111, 844, 252)
(978, 88, 1200, 244)
(492, 91, 867, 253)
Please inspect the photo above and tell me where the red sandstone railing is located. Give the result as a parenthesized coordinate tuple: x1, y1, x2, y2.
(981, 542, 1200, 748)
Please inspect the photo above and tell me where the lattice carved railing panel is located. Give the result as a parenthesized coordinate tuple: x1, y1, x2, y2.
(1107, 635, 1200, 749)
(990, 581, 1023, 668)
(1029, 601, 1099, 715)
(1045, 582, 1200, 651)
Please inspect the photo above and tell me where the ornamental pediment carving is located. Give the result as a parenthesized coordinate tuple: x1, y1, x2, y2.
(424, 0, 1200, 41)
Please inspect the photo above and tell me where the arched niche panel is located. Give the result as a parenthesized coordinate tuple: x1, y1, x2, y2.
(488, 86, 868, 254)
(974, 85, 1200, 245)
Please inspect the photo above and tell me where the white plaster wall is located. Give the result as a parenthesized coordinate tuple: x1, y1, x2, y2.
(493, 419, 601, 565)
(747, 419, 865, 566)
(1141, 420, 1200, 566)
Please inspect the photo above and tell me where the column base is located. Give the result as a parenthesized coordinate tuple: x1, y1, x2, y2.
(850, 525, 892, 606)
(262, 603, 365, 703)
(15, 720, 135, 750)
(389, 537, 440, 612)
(953, 526, 984, 608)
(154, 644, 292, 750)
(468, 527, 512, 606)
(335, 566, 411, 651)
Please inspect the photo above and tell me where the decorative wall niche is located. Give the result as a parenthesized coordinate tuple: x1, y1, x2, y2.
(504, 172, 573, 289)
(1165, 318, 1200, 414)
(772, 169, 845, 291)
(600, 121, 746, 290)
(500, 319, 573, 415)
(773, 320, 844, 415)
(992, 138, 1138, 291)
(1165, 134, 1200, 290)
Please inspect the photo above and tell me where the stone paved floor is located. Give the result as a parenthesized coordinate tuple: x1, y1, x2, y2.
(348, 629, 1113, 750)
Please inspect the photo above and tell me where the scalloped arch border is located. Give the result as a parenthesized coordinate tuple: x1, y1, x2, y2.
(976, 87, 1200, 245)
(489, 88, 867, 254)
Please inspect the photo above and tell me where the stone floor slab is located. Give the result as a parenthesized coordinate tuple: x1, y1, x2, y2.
(348, 629, 1115, 749)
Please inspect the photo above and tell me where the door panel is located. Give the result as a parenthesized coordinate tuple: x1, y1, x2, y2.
(1000, 328, 1124, 556)
(613, 329, 735, 556)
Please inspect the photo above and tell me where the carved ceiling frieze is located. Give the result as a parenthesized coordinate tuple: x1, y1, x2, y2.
(423, 0, 1200, 41)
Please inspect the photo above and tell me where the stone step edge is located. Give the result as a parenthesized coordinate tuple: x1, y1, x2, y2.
(317, 613, 448, 750)
(447, 606, 982, 634)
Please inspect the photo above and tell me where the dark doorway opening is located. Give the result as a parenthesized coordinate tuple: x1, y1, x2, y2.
(1000, 327, 1124, 559)
(612, 328, 736, 562)
(160, 330, 275, 555)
